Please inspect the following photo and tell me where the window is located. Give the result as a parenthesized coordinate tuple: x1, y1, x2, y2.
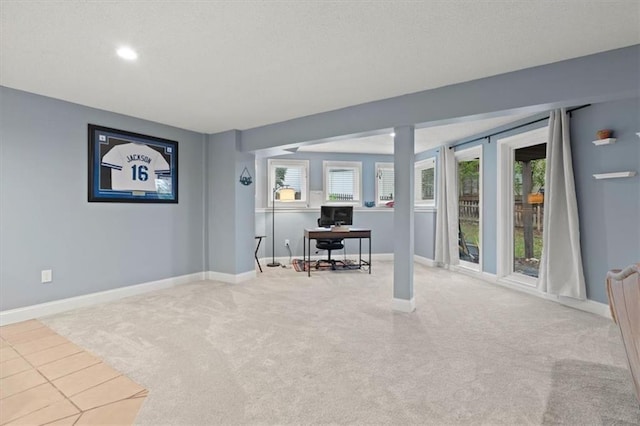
(375, 162, 394, 206)
(323, 161, 362, 205)
(415, 158, 436, 206)
(267, 159, 309, 207)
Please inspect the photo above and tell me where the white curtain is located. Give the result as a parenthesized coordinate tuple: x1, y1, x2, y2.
(435, 147, 459, 266)
(538, 109, 586, 299)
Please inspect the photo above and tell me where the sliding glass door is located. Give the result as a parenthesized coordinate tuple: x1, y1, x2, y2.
(497, 127, 548, 285)
(513, 145, 546, 278)
(455, 146, 482, 270)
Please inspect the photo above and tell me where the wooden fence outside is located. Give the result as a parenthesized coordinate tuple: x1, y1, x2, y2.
(458, 199, 544, 231)
(459, 200, 480, 223)
(514, 203, 544, 231)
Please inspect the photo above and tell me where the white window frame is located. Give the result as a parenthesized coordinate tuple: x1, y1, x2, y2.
(375, 162, 394, 206)
(267, 159, 309, 208)
(415, 157, 436, 207)
(496, 127, 548, 287)
(454, 145, 483, 272)
(322, 161, 362, 206)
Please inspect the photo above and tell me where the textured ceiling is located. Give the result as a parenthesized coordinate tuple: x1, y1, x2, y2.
(1, 1, 638, 133)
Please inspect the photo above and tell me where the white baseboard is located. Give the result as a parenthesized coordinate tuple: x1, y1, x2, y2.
(493, 276, 611, 318)
(393, 297, 416, 313)
(414, 255, 436, 267)
(207, 270, 256, 283)
(554, 295, 611, 318)
(0, 272, 205, 326)
(258, 256, 293, 266)
(443, 265, 611, 319)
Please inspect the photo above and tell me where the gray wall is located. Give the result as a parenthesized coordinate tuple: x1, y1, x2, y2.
(207, 131, 256, 275)
(570, 98, 640, 303)
(0, 87, 206, 311)
(415, 211, 436, 260)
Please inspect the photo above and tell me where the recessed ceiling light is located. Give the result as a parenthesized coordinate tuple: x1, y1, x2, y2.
(116, 46, 138, 61)
(391, 132, 396, 137)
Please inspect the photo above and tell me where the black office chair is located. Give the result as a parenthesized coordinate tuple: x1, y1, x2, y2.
(316, 218, 345, 270)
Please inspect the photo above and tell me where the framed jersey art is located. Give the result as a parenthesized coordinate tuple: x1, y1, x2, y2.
(88, 124, 178, 203)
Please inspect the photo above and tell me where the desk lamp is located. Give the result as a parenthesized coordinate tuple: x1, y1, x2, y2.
(267, 185, 296, 267)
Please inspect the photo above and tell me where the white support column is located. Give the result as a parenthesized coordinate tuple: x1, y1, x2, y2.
(393, 125, 415, 312)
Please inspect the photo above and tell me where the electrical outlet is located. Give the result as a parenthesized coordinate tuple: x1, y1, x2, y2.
(284, 239, 290, 247)
(41, 269, 52, 283)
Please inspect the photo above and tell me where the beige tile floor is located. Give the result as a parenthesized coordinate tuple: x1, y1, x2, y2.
(0, 320, 147, 425)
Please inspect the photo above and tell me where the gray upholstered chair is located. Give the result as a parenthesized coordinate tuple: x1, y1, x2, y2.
(607, 263, 640, 405)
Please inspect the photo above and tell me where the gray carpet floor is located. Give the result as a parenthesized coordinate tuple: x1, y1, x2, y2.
(41, 261, 640, 425)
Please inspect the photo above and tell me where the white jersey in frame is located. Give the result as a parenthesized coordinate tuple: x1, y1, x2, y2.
(101, 142, 171, 191)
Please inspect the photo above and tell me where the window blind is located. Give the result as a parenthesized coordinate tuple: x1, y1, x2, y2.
(421, 168, 435, 200)
(378, 168, 394, 201)
(327, 168, 358, 201)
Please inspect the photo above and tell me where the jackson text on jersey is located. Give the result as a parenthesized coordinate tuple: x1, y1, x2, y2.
(125, 154, 153, 164)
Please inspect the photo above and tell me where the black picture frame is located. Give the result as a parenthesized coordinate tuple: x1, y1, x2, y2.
(88, 124, 178, 203)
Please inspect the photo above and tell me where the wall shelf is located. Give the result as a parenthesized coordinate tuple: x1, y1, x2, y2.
(593, 171, 636, 180)
(592, 138, 616, 146)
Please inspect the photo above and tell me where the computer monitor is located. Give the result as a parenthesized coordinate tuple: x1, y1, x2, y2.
(319, 205, 353, 227)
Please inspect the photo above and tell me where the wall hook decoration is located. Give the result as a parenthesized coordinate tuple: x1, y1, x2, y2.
(239, 167, 253, 186)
